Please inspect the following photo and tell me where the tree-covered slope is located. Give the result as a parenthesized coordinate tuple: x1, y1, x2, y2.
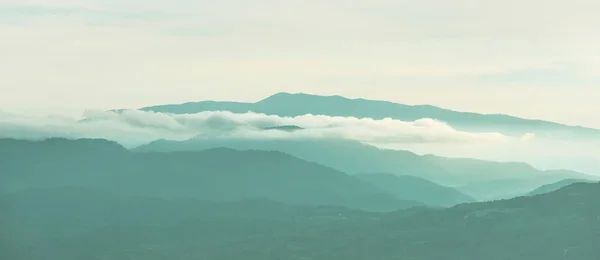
(0, 138, 418, 212)
(3, 182, 599, 260)
(135, 138, 595, 200)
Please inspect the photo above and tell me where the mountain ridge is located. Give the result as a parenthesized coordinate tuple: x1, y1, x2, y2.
(136, 92, 600, 138)
(5, 181, 600, 259)
(527, 178, 595, 196)
(356, 173, 475, 206)
(134, 137, 597, 201)
(0, 138, 423, 212)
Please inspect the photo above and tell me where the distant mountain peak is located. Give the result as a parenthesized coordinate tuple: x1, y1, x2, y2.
(259, 92, 369, 104)
(137, 92, 600, 139)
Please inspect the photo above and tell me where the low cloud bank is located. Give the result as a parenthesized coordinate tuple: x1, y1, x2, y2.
(1, 109, 597, 175)
(0, 109, 525, 147)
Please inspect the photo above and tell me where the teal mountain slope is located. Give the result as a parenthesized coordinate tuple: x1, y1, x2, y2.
(527, 178, 595, 196)
(356, 173, 475, 206)
(138, 92, 600, 139)
(456, 178, 558, 201)
(4, 182, 600, 260)
(0, 138, 421, 212)
(134, 138, 595, 200)
(1, 186, 376, 246)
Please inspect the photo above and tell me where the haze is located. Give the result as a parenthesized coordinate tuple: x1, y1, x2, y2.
(1, 0, 600, 128)
(3, 1, 600, 259)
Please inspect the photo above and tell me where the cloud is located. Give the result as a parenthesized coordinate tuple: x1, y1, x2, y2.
(2, 109, 598, 175)
(0, 110, 522, 148)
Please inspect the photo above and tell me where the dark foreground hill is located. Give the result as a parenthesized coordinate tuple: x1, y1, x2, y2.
(2, 182, 599, 260)
(135, 138, 594, 200)
(0, 138, 419, 212)
(138, 92, 600, 139)
(527, 178, 595, 196)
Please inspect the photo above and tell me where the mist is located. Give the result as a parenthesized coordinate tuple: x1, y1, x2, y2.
(0, 109, 519, 146)
(379, 139, 600, 175)
(1, 109, 597, 175)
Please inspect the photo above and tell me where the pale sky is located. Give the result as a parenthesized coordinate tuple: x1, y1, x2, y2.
(1, 0, 599, 128)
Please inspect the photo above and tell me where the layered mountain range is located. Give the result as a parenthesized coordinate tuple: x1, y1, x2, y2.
(137, 92, 600, 139)
(3, 177, 599, 260)
(135, 138, 596, 200)
(3, 92, 600, 259)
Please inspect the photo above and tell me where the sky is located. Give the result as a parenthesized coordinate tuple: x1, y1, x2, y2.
(1, 0, 599, 128)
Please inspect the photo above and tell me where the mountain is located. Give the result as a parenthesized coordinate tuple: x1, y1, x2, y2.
(261, 125, 304, 131)
(134, 138, 595, 200)
(5, 182, 600, 260)
(1, 186, 377, 247)
(0, 138, 421, 212)
(356, 173, 475, 206)
(528, 178, 595, 196)
(138, 92, 600, 139)
(455, 178, 554, 201)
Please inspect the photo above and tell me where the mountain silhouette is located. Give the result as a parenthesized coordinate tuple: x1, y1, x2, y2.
(135, 138, 595, 200)
(527, 178, 595, 196)
(356, 173, 475, 206)
(261, 125, 304, 131)
(4, 182, 599, 260)
(0, 138, 420, 212)
(137, 92, 600, 139)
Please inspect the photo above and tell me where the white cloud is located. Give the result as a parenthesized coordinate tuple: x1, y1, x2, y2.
(2, 109, 597, 175)
(0, 110, 521, 148)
